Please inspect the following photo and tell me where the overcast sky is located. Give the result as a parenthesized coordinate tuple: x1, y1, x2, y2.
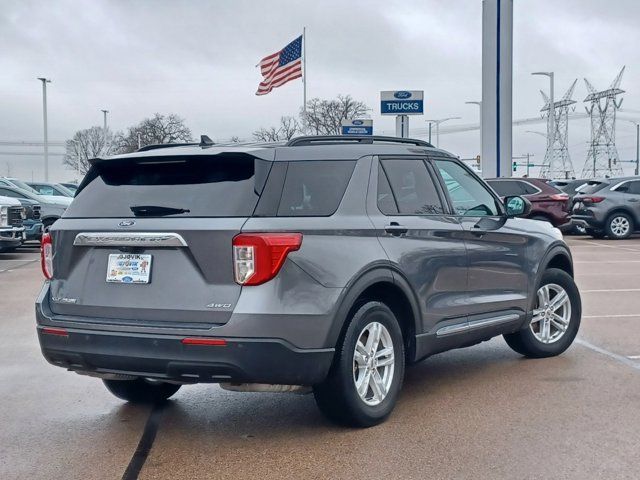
(1, 0, 640, 182)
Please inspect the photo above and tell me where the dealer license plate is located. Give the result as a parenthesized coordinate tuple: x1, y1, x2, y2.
(106, 253, 152, 284)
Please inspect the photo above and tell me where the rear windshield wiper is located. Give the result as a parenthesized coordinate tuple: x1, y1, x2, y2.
(130, 205, 191, 217)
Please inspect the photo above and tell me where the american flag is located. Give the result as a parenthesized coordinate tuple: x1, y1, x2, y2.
(256, 35, 303, 96)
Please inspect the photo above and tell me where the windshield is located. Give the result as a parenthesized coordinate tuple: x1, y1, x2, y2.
(578, 181, 608, 195)
(7, 179, 39, 194)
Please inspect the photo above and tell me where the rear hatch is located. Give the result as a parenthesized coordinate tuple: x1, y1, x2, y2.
(49, 153, 272, 329)
(572, 180, 608, 213)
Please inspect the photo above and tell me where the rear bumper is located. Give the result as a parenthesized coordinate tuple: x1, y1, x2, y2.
(37, 326, 334, 385)
(571, 213, 603, 230)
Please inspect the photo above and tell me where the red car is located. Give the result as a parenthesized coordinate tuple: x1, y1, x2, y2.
(486, 178, 572, 231)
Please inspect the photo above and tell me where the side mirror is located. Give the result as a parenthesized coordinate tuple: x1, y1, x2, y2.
(504, 195, 531, 217)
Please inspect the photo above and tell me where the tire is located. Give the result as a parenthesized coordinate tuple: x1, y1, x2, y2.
(586, 228, 606, 239)
(313, 301, 405, 427)
(504, 268, 581, 358)
(103, 378, 181, 404)
(605, 212, 634, 240)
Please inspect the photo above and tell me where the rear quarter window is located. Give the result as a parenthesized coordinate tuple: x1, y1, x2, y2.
(66, 155, 271, 218)
(277, 160, 356, 216)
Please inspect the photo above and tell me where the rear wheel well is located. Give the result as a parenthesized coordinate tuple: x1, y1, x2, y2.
(547, 254, 573, 277)
(606, 208, 637, 224)
(345, 282, 416, 362)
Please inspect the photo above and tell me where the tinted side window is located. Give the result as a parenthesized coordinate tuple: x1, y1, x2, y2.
(377, 165, 398, 214)
(488, 180, 522, 197)
(277, 160, 356, 216)
(519, 181, 540, 195)
(581, 181, 608, 194)
(380, 159, 444, 215)
(627, 181, 640, 195)
(435, 160, 500, 216)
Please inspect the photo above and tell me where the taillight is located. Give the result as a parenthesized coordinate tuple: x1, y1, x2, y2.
(41, 232, 53, 279)
(581, 196, 605, 204)
(233, 233, 302, 285)
(549, 193, 569, 201)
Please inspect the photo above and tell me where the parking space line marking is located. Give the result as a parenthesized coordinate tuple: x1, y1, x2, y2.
(575, 338, 640, 371)
(628, 355, 640, 360)
(0, 259, 39, 273)
(588, 242, 640, 253)
(581, 289, 640, 293)
(583, 314, 640, 318)
(574, 260, 640, 264)
(121, 404, 164, 480)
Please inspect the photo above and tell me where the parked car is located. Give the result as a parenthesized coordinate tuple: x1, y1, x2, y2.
(549, 179, 589, 197)
(486, 177, 572, 231)
(60, 183, 78, 195)
(13, 197, 43, 241)
(572, 176, 640, 239)
(0, 185, 68, 231)
(0, 195, 26, 252)
(0, 178, 72, 207)
(36, 135, 582, 427)
(27, 181, 74, 197)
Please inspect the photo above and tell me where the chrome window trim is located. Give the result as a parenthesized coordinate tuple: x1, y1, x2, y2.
(73, 232, 188, 247)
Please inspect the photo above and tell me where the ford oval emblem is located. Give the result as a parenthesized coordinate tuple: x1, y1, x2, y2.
(118, 220, 136, 227)
(352, 120, 364, 125)
(394, 91, 412, 99)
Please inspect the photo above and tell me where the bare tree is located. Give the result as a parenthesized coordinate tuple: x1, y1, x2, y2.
(63, 126, 114, 175)
(301, 95, 369, 135)
(114, 113, 193, 154)
(252, 116, 301, 142)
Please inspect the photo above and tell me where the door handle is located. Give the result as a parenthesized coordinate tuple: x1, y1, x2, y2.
(385, 222, 408, 236)
(628, 198, 639, 203)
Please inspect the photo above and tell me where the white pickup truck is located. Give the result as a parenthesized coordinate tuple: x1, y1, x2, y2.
(0, 195, 26, 253)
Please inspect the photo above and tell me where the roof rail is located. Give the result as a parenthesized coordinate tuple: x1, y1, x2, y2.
(286, 135, 434, 147)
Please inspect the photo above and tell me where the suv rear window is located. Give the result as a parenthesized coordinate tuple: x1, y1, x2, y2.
(66, 155, 271, 218)
(580, 181, 608, 194)
(277, 160, 356, 216)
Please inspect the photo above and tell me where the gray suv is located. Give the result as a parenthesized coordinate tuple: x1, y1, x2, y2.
(36, 136, 582, 427)
(573, 176, 640, 239)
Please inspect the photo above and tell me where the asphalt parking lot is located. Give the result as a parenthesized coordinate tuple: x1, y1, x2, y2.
(1, 237, 639, 479)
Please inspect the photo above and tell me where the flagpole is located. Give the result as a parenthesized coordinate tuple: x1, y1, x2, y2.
(302, 27, 307, 114)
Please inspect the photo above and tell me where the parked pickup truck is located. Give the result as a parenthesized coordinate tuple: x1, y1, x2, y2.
(0, 195, 26, 252)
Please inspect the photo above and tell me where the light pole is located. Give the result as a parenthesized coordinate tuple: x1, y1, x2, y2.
(424, 117, 461, 148)
(532, 72, 555, 160)
(465, 101, 482, 161)
(101, 109, 109, 153)
(37, 77, 51, 181)
(623, 120, 640, 176)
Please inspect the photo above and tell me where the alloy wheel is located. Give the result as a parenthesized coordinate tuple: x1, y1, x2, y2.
(610, 216, 630, 237)
(530, 283, 572, 344)
(352, 321, 395, 406)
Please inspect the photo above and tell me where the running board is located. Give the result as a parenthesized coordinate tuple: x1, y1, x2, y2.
(436, 313, 520, 337)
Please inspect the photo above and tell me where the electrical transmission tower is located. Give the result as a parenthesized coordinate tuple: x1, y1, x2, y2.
(581, 66, 626, 178)
(539, 79, 577, 179)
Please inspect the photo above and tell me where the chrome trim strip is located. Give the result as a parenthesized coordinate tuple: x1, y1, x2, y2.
(73, 232, 188, 247)
(436, 313, 520, 337)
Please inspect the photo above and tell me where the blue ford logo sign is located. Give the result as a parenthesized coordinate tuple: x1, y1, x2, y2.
(352, 120, 364, 125)
(394, 91, 412, 99)
(118, 220, 136, 227)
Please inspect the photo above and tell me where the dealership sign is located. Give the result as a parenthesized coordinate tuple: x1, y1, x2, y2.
(380, 90, 424, 115)
(341, 119, 373, 135)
